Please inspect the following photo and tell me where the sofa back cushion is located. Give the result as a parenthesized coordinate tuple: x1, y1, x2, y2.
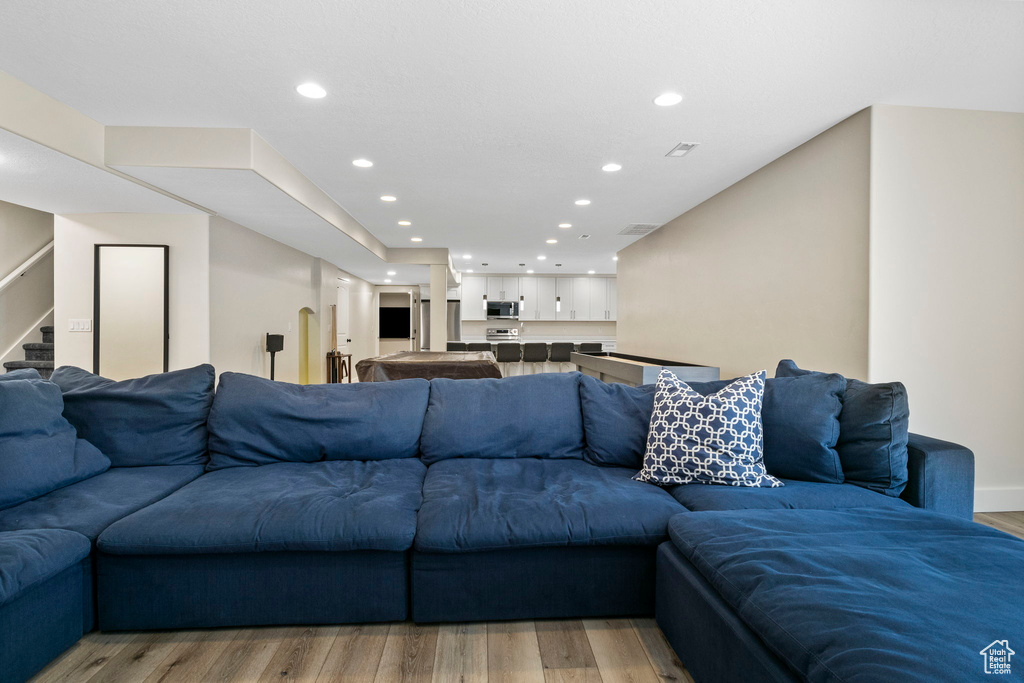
(420, 373, 586, 464)
(776, 360, 909, 496)
(0, 379, 110, 510)
(580, 374, 846, 483)
(51, 364, 215, 467)
(207, 373, 430, 469)
(0, 368, 42, 381)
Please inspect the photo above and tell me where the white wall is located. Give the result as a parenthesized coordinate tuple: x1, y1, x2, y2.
(210, 216, 378, 384)
(53, 213, 210, 373)
(0, 199, 54, 365)
(869, 106, 1024, 512)
(617, 109, 872, 380)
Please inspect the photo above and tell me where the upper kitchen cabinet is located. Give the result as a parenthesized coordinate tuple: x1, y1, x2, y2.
(556, 278, 574, 320)
(486, 276, 519, 301)
(537, 277, 558, 320)
(520, 277, 558, 320)
(461, 276, 487, 321)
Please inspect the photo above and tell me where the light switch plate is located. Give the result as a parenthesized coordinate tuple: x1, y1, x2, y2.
(68, 319, 92, 332)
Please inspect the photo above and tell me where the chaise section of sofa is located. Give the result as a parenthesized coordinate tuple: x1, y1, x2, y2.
(95, 372, 432, 630)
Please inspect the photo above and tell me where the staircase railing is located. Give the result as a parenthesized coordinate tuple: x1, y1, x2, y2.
(0, 240, 54, 296)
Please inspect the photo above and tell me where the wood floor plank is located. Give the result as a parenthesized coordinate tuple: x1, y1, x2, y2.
(141, 629, 238, 683)
(487, 621, 545, 683)
(433, 622, 488, 683)
(204, 627, 291, 683)
(30, 632, 137, 683)
(630, 618, 694, 683)
(85, 632, 196, 683)
(976, 512, 1024, 539)
(316, 623, 389, 682)
(375, 622, 438, 683)
(582, 619, 660, 683)
(535, 620, 602, 683)
(257, 625, 341, 682)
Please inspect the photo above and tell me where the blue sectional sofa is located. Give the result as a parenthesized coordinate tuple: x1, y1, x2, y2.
(0, 363, 984, 682)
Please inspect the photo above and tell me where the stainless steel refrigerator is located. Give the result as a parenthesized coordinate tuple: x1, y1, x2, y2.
(421, 299, 462, 350)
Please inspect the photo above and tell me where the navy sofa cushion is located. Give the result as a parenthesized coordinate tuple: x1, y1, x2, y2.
(668, 508, 1024, 682)
(51, 364, 215, 467)
(578, 374, 845, 483)
(420, 373, 586, 464)
(0, 368, 41, 381)
(0, 379, 110, 510)
(99, 460, 426, 554)
(415, 458, 684, 552)
(0, 529, 90, 606)
(670, 478, 911, 511)
(777, 359, 910, 496)
(580, 376, 656, 468)
(207, 373, 429, 470)
(0, 465, 204, 540)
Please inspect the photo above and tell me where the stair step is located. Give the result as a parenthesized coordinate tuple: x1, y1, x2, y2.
(3, 360, 55, 380)
(23, 342, 55, 362)
(40, 326, 53, 333)
(41, 325, 54, 344)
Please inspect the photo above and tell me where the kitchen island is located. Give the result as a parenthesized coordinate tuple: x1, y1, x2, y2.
(570, 351, 720, 386)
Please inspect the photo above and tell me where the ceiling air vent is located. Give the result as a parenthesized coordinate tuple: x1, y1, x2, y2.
(666, 142, 699, 157)
(618, 223, 661, 236)
(578, 234, 591, 240)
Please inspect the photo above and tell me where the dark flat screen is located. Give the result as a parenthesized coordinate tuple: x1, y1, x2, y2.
(379, 307, 411, 338)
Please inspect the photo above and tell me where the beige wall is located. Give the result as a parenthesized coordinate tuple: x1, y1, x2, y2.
(53, 213, 210, 373)
(617, 109, 872, 380)
(868, 106, 1024, 511)
(210, 216, 379, 384)
(0, 199, 54, 365)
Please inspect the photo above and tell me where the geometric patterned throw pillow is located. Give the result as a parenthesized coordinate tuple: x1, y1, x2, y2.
(633, 369, 783, 488)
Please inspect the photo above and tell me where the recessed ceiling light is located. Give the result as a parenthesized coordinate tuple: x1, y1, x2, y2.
(526, 269, 534, 274)
(384, 279, 392, 283)
(558, 223, 572, 228)
(296, 83, 327, 99)
(575, 199, 591, 206)
(537, 255, 547, 261)
(352, 158, 373, 168)
(398, 220, 411, 226)
(546, 239, 558, 244)
(588, 270, 596, 274)
(337, 277, 350, 282)
(411, 237, 423, 242)
(380, 195, 397, 202)
(601, 163, 622, 172)
(653, 92, 683, 106)
(466, 269, 474, 273)
(387, 270, 396, 276)
(462, 254, 472, 259)
(613, 256, 619, 261)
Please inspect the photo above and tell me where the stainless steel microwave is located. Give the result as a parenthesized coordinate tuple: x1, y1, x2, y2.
(486, 300, 519, 319)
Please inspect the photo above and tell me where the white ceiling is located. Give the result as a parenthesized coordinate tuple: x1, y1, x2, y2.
(0, 128, 201, 215)
(1, 0, 1022, 277)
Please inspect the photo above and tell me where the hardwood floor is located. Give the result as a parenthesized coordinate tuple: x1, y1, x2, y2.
(31, 512, 1023, 683)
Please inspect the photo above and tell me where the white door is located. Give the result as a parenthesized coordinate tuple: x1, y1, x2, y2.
(519, 277, 538, 319)
(607, 279, 617, 321)
(590, 279, 608, 321)
(556, 278, 574, 320)
(336, 286, 351, 353)
(486, 277, 504, 301)
(537, 277, 557, 320)
(571, 277, 592, 320)
(461, 276, 487, 321)
(502, 277, 519, 302)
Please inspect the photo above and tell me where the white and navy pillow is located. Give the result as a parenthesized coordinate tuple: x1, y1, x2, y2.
(634, 370, 783, 488)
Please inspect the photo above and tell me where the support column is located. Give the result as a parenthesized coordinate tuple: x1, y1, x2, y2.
(429, 264, 448, 351)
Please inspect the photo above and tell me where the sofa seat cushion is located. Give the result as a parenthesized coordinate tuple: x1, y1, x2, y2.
(670, 478, 911, 512)
(0, 465, 205, 540)
(0, 529, 90, 606)
(99, 460, 426, 555)
(667, 508, 1024, 682)
(416, 459, 684, 552)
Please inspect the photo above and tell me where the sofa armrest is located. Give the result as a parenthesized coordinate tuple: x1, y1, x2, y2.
(899, 433, 975, 519)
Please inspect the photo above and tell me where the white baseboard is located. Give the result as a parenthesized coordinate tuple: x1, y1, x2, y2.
(974, 487, 1024, 513)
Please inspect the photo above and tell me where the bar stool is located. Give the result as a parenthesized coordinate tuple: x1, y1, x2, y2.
(466, 343, 492, 352)
(495, 343, 523, 377)
(521, 343, 549, 374)
(549, 343, 575, 373)
(578, 342, 603, 354)
(447, 342, 468, 351)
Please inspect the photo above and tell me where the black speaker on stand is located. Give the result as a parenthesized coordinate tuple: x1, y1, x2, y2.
(266, 334, 284, 380)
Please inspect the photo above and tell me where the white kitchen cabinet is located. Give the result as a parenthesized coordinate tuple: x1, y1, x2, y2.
(570, 278, 592, 320)
(537, 277, 557, 320)
(589, 279, 608, 321)
(461, 276, 487, 321)
(486, 277, 519, 301)
(555, 278, 573, 320)
(519, 277, 538, 319)
(606, 278, 617, 321)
